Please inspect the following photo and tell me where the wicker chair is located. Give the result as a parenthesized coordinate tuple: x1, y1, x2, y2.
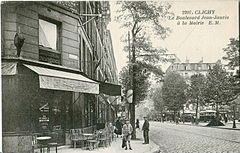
(86, 131, 99, 150)
(98, 130, 108, 148)
(71, 129, 87, 149)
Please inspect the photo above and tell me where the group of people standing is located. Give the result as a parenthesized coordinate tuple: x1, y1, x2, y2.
(114, 117, 150, 150)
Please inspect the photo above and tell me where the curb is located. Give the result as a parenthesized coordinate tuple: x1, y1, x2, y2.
(149, 140, 162, 153)
(179, 123, 240, 131)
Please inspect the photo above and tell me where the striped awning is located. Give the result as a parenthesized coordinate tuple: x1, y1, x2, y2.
(24, 64, 99, 94)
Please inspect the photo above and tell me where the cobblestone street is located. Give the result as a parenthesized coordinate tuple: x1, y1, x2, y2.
(149, 121, 240, 153)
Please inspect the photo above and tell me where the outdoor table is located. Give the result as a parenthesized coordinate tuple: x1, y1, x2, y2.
(82, 133, 94, 140)
(83, 133, 98, 150)
(37, 136, 52, 153)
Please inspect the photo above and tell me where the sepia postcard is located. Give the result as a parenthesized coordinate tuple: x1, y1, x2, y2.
(1, 0, 239, 153)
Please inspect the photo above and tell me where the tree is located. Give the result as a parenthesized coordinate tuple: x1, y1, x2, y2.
(204, 64, 235, 126)
(119, 62, 151, 105)
(187, 74, 206, 124)
(222, 37, 240, 128)
(223, 37, 239, 69)
(151, 86, 165, 122)
(162, 72, 187, 122)
(222, 37, 240, 96)
(116, 1, 172, 139)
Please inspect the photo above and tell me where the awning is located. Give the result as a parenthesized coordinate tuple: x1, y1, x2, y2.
(99, 81, 121, 96)
(24, 64, 99, 94)
(1, 62, 17, 75)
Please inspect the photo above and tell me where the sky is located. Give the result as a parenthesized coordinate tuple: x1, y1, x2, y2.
(108, 0, 239, 72)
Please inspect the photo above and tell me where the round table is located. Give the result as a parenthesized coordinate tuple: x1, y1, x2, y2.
(82, 133, 94, 139)
(37, 136, 51, 141)
(37, 136, 52, 153)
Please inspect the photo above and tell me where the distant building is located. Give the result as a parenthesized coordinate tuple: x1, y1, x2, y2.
(166, 59, 220, 79)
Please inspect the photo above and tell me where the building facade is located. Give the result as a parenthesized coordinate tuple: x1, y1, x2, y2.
(1, 1, 121, 153)
(166, 59, 219, 79)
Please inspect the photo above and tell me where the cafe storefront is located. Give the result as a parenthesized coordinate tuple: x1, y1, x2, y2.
(2, 59, 100, 153)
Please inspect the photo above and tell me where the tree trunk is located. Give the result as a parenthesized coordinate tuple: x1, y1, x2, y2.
(160, 109, 163, 122)
(182, 106, 185, 124)
(130, 31, 136, 139)
(216, 102, 219, 120)
(173, 110, 176, 123)
(233, 104, 236, 128)
(195, 100, 199, 125)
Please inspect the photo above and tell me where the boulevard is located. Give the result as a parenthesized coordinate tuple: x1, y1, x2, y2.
(149, 121, 240, 153)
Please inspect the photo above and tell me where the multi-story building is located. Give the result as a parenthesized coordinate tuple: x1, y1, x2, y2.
(1, 1, 121, 152)
(166, 59, 220, 80)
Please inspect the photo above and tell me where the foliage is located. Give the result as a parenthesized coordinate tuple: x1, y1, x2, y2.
(223, 37, 240, 97)
(222, 37, 239, 69)
(116, 1, 173, 64)
(204, 64, 235, 106)
(116, 1, 172, 38)
(151, 86, 165, 112)
(162, 72, 187, 112)
(123, 34, 168, 64)
(187, 74, 206, 122)
(187, 74, 206, 106)
(119, 62, 152, 105)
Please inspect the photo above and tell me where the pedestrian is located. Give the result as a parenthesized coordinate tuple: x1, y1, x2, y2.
(224, 115, 228, 124)
(115, 117, 123, 138)
(122, 119, 133, 150)
(109, 122, 115, 141)
(136, 119, 140, 130)
(142, 116, 149, 144)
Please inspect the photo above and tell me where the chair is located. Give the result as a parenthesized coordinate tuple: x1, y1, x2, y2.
(71, 129, 87, 149)
(46, 132, 58, 153)
(47, 142, 58, 153)
(98, 130, 107, 148)
(86, 132, 99, 150)
(32, 134, 57, 153)
(32, 134, 40, 153)
(106, 129, 112, 146)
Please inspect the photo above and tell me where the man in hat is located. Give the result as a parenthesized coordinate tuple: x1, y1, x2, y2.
(122, 119, 133, 150)
(142, 116, 149, 144)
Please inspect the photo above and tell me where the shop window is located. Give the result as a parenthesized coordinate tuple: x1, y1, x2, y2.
(39, 17, 61, 65)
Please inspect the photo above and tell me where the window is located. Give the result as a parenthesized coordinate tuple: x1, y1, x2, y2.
(39, 17, 61, 65)
(39, 19, 57, 50)
(208, 65, 211, 70)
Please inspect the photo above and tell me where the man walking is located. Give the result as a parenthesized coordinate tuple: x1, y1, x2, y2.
(115, 117, 123, 138)
(142, 116, 149, 144)
(122, 120, 133, 150)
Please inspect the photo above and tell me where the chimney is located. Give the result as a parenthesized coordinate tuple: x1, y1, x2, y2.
(199, 57, 203, 63)
(185, 57, 189, 63)
(216, 59, 221, 64)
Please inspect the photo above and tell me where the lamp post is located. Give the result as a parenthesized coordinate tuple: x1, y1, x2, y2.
(233, 102, 236, 128)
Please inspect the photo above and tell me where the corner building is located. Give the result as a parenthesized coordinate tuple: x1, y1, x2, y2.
(1, 1, 121, 153)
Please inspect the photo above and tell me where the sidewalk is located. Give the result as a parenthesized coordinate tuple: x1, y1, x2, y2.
(48, 130, 160, 153)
